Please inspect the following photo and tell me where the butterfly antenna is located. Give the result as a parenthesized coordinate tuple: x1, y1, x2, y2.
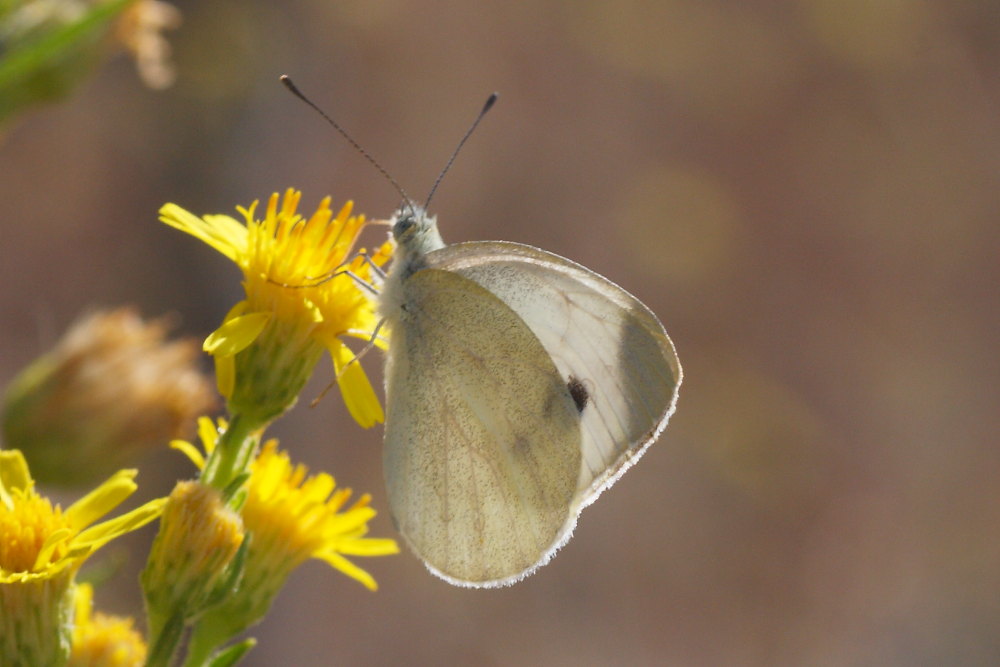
(424, 92, 498, 210)
(280, 75, 416, 213)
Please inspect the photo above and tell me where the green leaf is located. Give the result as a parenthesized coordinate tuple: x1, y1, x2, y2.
(0, 0, 136, 120)
(207, 638, 257, 667)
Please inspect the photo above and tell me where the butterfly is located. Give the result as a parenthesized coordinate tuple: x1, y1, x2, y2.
(279, 76, 681, 587)
(377, 204, 681, 587)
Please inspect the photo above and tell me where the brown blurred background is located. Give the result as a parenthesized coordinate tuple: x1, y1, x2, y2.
(2, 0, 999, 664)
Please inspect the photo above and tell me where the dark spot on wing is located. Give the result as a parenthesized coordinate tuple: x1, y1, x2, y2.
(511, 435, 532, 459)
(567, 375, 589, 413)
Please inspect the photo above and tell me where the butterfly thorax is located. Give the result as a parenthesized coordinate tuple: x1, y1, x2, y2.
(379, 206, 446, 323)
(389, 206, 445, 278)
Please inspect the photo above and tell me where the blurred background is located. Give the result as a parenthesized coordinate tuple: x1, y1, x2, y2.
(2, 0, 999, 664)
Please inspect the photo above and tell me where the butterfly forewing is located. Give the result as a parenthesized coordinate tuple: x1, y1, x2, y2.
(382, 267, 583, 586)
(424, 241, 682, 507)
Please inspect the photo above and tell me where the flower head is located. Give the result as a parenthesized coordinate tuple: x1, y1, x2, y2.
(159, 190, 392, 429)
(141, 480, 245, 646)
(0, 450, 165, 665)
(113, 0, 182, 89)
(2, 307, 216, 485)
(0, 450, 166, 583)
(240, 440, 399, 589)
(69, 583, 147, 667)
(175, 418, 398, 649)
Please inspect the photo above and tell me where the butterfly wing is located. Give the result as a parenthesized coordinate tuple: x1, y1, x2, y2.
(423, 241, 682, 509)
(382, 267, 583, 587)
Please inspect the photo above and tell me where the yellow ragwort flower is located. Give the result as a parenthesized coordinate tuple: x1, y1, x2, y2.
(69, 583, 147, 667)
(175, 417, 398, 653)
(0, 450, 165, 666)
(141, 480, 244, 647)
(159, 189, 392, 428)
(240, 440, 399, 589)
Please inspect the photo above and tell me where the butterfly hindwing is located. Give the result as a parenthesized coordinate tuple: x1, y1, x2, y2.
(423, 241, 682, 508)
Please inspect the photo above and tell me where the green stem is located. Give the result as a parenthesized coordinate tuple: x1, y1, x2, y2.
(180, 629, 215, 667)
(200, 414, 256, 491)
(145, 613, 184, 667)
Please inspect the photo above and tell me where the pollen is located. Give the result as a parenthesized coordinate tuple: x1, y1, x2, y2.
(0, 492, 69, 573)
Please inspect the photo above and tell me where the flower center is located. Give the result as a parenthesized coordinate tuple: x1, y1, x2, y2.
(0, 492, 70, 573)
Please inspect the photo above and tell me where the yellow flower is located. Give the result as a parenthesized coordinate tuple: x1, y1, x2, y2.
(159, 189, 392, 429)
(69, 583, 147, 667)
(140, 480, 244, 649)
(0, 450, 165, 666)
(175, 418, 398, 655)
(241, 440, 399, 589)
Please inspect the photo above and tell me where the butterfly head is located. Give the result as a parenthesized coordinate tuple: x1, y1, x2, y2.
(391, 205, 445, 257)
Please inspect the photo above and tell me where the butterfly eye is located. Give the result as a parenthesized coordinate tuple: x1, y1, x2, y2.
(393, 215, 416, 239)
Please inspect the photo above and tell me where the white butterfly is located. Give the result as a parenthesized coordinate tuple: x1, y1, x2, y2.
(378, 205, 682, 587)
(275, 76, 681, 586)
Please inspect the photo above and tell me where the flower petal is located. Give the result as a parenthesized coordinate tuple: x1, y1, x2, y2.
(0, 449, 33, 508)
(159, 204, 247, 262)
(71, 497, 167, 554)
(335, 538, 401, 557)
(330, 341, 384, 428)
(214, 355, 236, 397)
(204, 312, 271, 356)
(325, 506, 377, 535)
(32, 527, 74, 571)
(73, 582, 94, 626)
(313, 550, 378, 591)
(64, 469, 138, 531)
(221, 300, 250, 322)
(170, 439, 205, 469)
(197, 416, 222, 455)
